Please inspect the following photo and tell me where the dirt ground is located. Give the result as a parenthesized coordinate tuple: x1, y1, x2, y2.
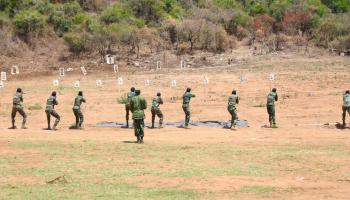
(0, 53, 350, 199)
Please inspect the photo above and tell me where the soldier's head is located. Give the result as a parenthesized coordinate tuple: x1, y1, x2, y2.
(78, 91, 83, 96)
(135, 89, 141, 95)
(131, 87, 135, 92)
(157, 92, 161, 97)
(186, 88, 191, 92)
(272, 88, 277, 93)
(232, 90, 237, 95)
(16, 88, 22, 93)
(346, 90, 350, 94)
(52, 91, 57, 97)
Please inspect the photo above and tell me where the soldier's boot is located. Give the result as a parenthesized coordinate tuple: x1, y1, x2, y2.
(140, 136, 144, 144)
(126, 120, 129, 128)
(159, 118, 163, 128)
(136, 136, 140, 143)
(342, 113, 346, 127)
(21, 117, 27, 129)
(9, 119, 17, 129)
(52, 119, 59, 130)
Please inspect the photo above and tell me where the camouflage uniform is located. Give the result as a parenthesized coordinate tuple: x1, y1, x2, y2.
(73, 95, 86, 128)
(11, 92, 27, 129)
(228, 94, 239, 128)
(45, 96, 60, 129)
(266, 91, 278, 128)
(130, 92, 147, 143)
(151, 96, 164, 128)
(342, 93, 350, 126)
(125, 91, 135, 127)
(182, 92, 196, 127)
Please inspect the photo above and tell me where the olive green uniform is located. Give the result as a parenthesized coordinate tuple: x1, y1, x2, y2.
(45, 96, 60, 129)
(228, 94, 239, 128)
(266, 91, 278, 127)
(342, 93, 350, 126)
(130, 94, 147, 142)
(73, 95, 86, 128)
(151, 96, 164, 128)
(125, 91, 135, 127)
(11, 92, 27, 128)
(182, 92, 196, 127)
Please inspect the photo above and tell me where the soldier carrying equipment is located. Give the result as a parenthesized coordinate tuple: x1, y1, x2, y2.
(182, 88, 196, 128)
(130, 89, 147, 144)
(45, 91, 60, 130)
(9, 88, 27, 129)
(228, 90, 239, 129)
(342, 90, 350, 127)
(125, 87, 136, 128)
(151, 92, 164, 128)
(267, 88, 278, 128)
(72, 91, 86, 129)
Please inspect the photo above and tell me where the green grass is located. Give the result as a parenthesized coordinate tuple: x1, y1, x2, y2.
(27, 103, 43, 111)
(1, 140, 349, 199)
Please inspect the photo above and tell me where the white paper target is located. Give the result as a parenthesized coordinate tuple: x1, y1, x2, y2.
(96, 80, 102, 87)
(0, 81, 4, 88)
(11, 65, 19, 75)
(80, 66, 87, 76)
(240, 74, 246, 83)
(66, 68, 73, 72)
(117, 77, 123, 85)
(113, 64, 119, 73)
(53, 80, 59, 86)
(74, 81, 80, 88)
(59, 68, 65, 77)
(145, 79, 150, 86)
(1, 72, 7, 81)
(106, 55, 115, 65)
(269, 73, 275, 81)
(180, 60, 187, 69)
(156, 61, 161, 70)
(171, 80, 177, 87)
(204, 77, 209, 85)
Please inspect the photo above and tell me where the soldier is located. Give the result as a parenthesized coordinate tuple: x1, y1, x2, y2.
(125, 87, 136, 128)
(45, 91, 60, 130)
(151, 92, 164, 128)
(130, 89, 147, 143)
(228, 90, 239, 129)
(267, 88, 278, 128)
(342, 90, 350, 127)
(182, 88, 196, 128)
(9, 88, 27, 129)
(72, 91, 86, 129)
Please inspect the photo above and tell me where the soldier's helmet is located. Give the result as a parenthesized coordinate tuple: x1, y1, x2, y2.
(272, 88, 277, 92)
(131, 87, 135, 92)
(78, 91, 83, 96)
(232, 90, 237, 95)
(157, 92, 161, 96)
(186, 88, 191, 92)
(52, 91, 57, 96)
(16, 88, 22, 93)
(346, 90, 350, 94)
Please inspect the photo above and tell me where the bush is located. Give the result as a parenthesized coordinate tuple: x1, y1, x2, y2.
(101, 3, 133, 24)
(63, 1, 82, 16)
(49, 9, 72, 35)
(249, 2, 268, 16)
(64, 32, 90, 54)
(14, 9, 46, 41)
(283, 12, 312, 35)
(213, 0, 242, 9)
(321, 0, 349, 13)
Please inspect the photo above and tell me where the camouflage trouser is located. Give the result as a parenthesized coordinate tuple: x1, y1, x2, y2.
(125, 104, 131, 122)
(45, 109, 60, 128)
(342, 106, 350, 125)
(73, 108, 84, 127)
(151, 108, 163, 127)
(182, 104, 191, 126)
(267, 105, 276, 126)
(11, 106, 27, 127)
(133, 119, 144, 138)
(228, 108, 238, 127)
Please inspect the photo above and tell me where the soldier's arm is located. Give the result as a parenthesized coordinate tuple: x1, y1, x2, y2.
(192, 93, 196, 98)
(236, 97, 239, 104)
(54, 99, 58, 105)
(82, 98, 86, 103)
(275, 94, 278, 101)
(143, 99, 147, 109)
(159, 98, 163, 104)
(130, 100, 134, 112)
(20, 95, 24, 102)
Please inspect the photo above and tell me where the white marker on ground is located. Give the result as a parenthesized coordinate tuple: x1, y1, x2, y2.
(96, 80, 102, 87)
(74, 81, 80, 88)
(11, 65, 19, 75)
(1, 72, 7, 81)
(53, 80, 59, 86)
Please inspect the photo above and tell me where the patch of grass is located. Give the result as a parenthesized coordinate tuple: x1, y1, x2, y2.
(239, 185, 276, 195)
(27, 103, 43, 111)
(117, 93, 128, 104)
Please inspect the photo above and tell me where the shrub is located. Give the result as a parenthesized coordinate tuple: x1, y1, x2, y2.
(28, 103, 42, 110)
(117, 93, 128, 104)
(63, 1, 82, 16)
(64, 32, 90, 54)
(283, 12, 312, 35)
(251, 14, 276, 36)
(321, 0, 349, 13)
(213, 0, 242, 9)
(101, 3, 133, 24)
(14, 9, 46, 41)
(249, 2, 268, 16)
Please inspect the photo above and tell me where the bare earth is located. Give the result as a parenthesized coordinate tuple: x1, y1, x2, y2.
(0, 53, 349, 199)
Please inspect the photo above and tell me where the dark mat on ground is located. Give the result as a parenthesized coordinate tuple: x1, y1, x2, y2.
(96, 120, 249, 129)
(323, 122, 350, 130)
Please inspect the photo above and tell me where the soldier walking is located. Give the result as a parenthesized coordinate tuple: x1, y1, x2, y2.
(45, 91, 60, 130)
(72, 91, 86, 129)
(342, 90, 350, 127)
(9, 88, 27, 129)
(130, 89, 147, 143)
(182, 88, 196, 128)
(228, 90, 239, 129)
(267, 88, 278, 128)
(151, 92, 164, 128)
(125, 87, 136, 127)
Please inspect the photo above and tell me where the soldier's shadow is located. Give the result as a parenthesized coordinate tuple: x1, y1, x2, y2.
(122, 141, 138, 143)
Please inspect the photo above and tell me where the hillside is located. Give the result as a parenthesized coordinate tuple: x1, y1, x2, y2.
(0, 0, 349, 73)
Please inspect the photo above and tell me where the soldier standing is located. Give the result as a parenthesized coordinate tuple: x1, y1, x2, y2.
(182, 88, 196, 128)
(342, 90, 350, 127)
(130, 89, 147, 143)
(125, 87, 136, 127)
(151, 92, 164, 128)
(228, 90, 239, 129)
(267, 88, 278, 128)
(9, 88, 27, 129)
(45, 91, 60, 130)
(72, 91, 86, 129)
